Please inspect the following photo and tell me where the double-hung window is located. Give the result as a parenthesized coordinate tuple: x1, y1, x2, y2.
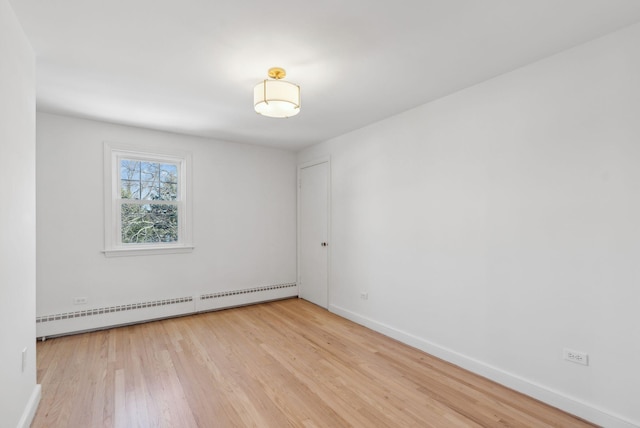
(104, 143, 193, 256)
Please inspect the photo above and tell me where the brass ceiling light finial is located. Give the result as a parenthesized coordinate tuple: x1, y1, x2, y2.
(268, 67, 286, 80)
(254, 67, 300, 118)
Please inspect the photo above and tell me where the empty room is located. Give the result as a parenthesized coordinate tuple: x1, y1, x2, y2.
(2, 0, 640, 427)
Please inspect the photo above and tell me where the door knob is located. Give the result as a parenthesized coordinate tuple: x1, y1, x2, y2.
(321, 242, 328, 247)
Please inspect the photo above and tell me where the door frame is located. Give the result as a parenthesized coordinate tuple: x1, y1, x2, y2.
(297, 156, 331, 308)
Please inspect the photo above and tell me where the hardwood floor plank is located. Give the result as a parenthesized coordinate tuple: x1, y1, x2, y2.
(32, 298, 596, 427)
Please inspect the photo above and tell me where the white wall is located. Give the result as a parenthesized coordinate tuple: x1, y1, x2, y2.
(299, 22, 640, 427)
(0, 1, 40, 427)
(36, 113, 297, 334)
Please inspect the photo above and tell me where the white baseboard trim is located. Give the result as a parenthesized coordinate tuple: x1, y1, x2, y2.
(329, 304, 638, 428)
(17, 384, 41, 428)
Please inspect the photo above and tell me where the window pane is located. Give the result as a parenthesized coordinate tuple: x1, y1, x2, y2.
(121, 159, 142, 199)
(139, 180, 159, 200)
(121, 179, 140, 199)
(158, 180, 177, 201)
(159, 164, 178, 200)
(140, 162, 159, 182)
(160, 164, 178, 183)
(121, 203, 178, 244)
(120, 160, 140, 180)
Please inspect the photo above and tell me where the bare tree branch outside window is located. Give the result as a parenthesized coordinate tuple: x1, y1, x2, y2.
(120, 159, 179, 244)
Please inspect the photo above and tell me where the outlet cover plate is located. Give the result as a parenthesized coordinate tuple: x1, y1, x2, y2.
(563, 348, 589, 366)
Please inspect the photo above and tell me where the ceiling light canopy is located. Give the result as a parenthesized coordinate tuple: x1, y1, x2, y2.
(254, 67, 300, 118)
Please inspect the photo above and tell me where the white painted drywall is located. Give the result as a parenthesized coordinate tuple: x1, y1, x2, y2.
(299, 22, 640, 427)
(36, 113, 297, 326)
(0, 1, 40, 427)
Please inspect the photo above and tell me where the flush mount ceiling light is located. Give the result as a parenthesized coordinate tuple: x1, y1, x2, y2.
(254, 67, 300, 118)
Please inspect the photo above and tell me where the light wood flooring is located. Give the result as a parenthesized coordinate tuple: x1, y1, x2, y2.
(32, 298, 595, 427)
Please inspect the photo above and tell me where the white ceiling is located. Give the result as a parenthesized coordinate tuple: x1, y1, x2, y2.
(9, 0, 640, 151)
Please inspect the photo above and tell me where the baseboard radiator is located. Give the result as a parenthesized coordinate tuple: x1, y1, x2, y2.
(36, 282, 298, 338)
(199, 282, 297, 308)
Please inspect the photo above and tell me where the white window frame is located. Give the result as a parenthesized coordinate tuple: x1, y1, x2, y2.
(103, 142, 194, 257)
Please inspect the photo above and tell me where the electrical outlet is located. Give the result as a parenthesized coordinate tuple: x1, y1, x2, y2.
(22, 348, 27, 372)
(563, 348, 589, 366)
(360, 292, 368, 300)
(73, 297, 88, 305)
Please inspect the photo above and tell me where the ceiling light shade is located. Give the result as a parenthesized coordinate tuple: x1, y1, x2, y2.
(254, 67, 300, 118)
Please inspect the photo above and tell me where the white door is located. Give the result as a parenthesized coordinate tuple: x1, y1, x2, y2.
(299, 161, 329, 308)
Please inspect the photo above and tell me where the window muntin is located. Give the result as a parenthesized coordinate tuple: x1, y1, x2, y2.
(120, 160, 178, 201)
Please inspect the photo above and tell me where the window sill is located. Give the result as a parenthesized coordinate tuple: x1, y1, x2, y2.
(103, 245, 195, 257)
